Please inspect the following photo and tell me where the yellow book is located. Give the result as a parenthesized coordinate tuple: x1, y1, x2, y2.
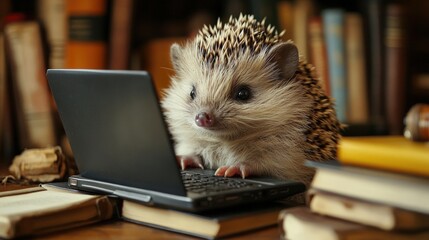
(338, 136, 429, 177)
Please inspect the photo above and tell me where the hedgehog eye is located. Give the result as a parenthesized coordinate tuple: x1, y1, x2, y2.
(234, 85, 252, 102)
(190, 85, 196, 100)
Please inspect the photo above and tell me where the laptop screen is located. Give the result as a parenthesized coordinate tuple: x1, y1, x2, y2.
(47, 69, 186, 196)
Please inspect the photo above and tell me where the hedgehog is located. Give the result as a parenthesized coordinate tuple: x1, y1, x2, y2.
(161, 14, 342, 192)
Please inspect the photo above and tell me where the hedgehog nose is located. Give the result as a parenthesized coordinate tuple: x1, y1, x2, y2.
(195, 112, 215, 128)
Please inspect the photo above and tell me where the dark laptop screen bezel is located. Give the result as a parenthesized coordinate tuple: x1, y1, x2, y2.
(47, 69, 187, 196)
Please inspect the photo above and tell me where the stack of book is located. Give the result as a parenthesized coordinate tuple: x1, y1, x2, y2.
(279, 135, 429, 240)
(0, 183, 296, 239)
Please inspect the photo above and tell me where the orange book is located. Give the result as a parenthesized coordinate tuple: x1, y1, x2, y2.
(65, 0, 108, 69)
(338, 136, 429, 177)
(143, 38, 185, 99)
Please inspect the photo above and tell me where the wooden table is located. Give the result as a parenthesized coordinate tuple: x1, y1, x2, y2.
(0, 162, 281, 240)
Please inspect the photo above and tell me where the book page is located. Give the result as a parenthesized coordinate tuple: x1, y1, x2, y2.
(0, 190, 97, 216)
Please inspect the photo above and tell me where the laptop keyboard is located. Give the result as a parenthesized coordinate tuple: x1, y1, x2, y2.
(181, 171, 258, 194)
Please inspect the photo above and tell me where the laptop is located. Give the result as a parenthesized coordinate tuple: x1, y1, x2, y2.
(46, 69, 305, 212)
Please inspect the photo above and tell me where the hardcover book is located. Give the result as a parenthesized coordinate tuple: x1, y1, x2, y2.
(308, 189, 429, 231)
(306, 160, 429, 215)
(122, 199, 291, 239)
(338, 136, 429, 177)
(322, 8, 347, 123)
(279, 207, 429, 240)
(4, 21, 57, 149)
(0, 186, 117, 239)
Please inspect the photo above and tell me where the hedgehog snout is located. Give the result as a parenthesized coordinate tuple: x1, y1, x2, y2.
(195, 111, 215, 128)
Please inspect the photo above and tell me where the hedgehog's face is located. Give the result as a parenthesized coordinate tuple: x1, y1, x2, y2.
(162, 41, 310, 141)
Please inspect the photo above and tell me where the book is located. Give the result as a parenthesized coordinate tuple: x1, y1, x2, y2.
(108, 0, 134, 70)
(142, 37, 185, 98)
(0, 186, 117, 239)
(37, 0, 67, 69)
(337, 136, 429, 177)
(306, 160, 429, 215)
(322, 8, 347, 123)
(0, 33, 6, 157)
(277, 0, 294, 41)
(0, 31, 15, 163)
(384, 3, 407, 135)
(279, 207, 429, 240)
(308, 16, 330, 95)
(308, 189, 429, 231)
(4, 21, 57, 149)
(361, 0, 387, 134)
(65, 0, 108, 69)
(293, 0, 314, 59)
(345, 12, 369, 124)
(121, 199, 289, 239)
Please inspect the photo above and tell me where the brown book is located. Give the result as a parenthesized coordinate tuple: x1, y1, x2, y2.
(293, 0, 314, 59)
(345, 12, 369, 124)
(384, 3, 407, 135)
(0, 33, 6, 155)
(65, 0, 108, 69)
(0, 186, 117, 239)
(122, 199, 288, 239)
(108, 0, 134, 70)
(279, 207, 429, 240)
(142, 37, 185, 98)
(308, 16, 330, 95)
(4, 21, 57, 149)
(277, 0, 295, 41)
(308, 189, 429, 231)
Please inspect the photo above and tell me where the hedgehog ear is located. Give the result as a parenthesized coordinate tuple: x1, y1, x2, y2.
(170, 43, 182, 71)
(267, 42, 299, 82)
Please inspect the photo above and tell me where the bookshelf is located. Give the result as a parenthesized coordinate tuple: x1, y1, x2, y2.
(1, 0, 428, 163)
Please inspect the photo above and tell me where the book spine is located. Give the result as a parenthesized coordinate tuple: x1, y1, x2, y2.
(363, 0, 387, 133)
(4, 22, 57, 149)
(108, 0, 133, 70)
(276, 0, 295, 41)
(65, 0, 108, 69)
(38, 0, 67, 69)
(308, 16, 330, 96)
(345, 13, 369, 124)
(385, 3, 407, 135)
(322, 9, 347, 123)
(293, 0, 314, 60)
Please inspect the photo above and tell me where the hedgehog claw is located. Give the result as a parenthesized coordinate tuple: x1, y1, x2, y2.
(177, 156, 204, 170)
(214, 165, 251, 178)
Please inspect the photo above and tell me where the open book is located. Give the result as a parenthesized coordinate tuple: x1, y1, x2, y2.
(0, 186, 117, 239)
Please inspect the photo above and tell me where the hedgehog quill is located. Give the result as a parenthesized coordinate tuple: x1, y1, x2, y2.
(161, 14, 341, 193)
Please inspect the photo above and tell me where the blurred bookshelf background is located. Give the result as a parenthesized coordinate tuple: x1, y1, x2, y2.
(0, 0, 428, 165)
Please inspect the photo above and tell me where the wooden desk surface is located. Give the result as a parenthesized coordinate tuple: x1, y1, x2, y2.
(0, 162, 281, 240)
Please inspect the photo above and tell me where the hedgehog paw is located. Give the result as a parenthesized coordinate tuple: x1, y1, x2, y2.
(214, 164, 251, 179)
(177, 155, 204, 170)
